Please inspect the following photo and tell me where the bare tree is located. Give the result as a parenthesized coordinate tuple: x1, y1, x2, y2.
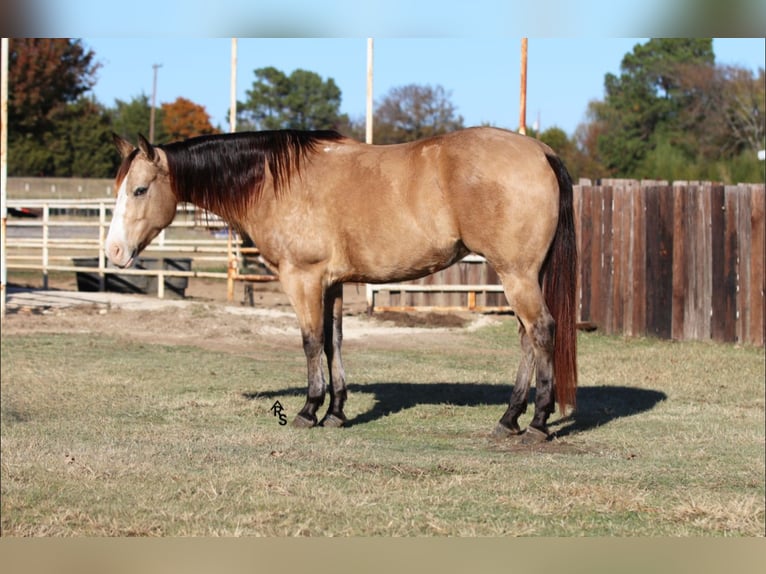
(675, 63, 764, 158)
(374, 84, 464, 144)
(717, 66, 765, 155)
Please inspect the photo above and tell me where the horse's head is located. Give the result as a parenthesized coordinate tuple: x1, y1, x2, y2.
(106, 134, 178, 268)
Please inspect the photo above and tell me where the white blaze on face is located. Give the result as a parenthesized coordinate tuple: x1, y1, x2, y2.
(105, 178, 132, 267)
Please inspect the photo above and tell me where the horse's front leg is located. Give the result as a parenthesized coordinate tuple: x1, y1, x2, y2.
(280, 267, 327, 428)
(319, 283, 347, 427)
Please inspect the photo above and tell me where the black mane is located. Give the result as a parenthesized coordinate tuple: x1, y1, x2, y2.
(160, 130, 345, 220)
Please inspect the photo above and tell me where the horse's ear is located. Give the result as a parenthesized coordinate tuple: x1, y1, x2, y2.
(137, 134, 156, 162)
(112, 133, 135, 159)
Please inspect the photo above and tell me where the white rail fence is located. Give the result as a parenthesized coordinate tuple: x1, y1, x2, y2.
(365, 254, 509, 313)
(5, 199, 276, 300)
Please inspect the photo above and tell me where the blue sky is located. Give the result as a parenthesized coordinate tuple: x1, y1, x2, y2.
(14, 1, 765, 138)
(81, 37, 764, 137)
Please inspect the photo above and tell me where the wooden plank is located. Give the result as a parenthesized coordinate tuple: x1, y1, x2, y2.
(485, 262, 504, 307)
(455, 260, 470, 308)
(463, 259, 476, 309)
(700, 184, 714, 340)
(722, 186, 740, 342)
(736, 185, 753, 344)
(431, 267, 446, 308)
(372, 303, 512, 314)
(684, 185, 703, 341)
(643, 184, 661, 337)
(579, 185, 593, 323)
(750, 185, 765, 346)
(441, 266, 455, 308)
(644, 185, 674, 339)
(628, 182, 647, 336)
(600, 186, 614, 333)
(417, 273, 432, 308)
(478, 261, 488, 308)
(622, 182, 638, 336)
(437, 266, 450, 308)
(672, 184, 687, 340)
(660, 184, 675, 339)
(710, 185, 727, 342)
(622, 183, 634, 336)
(372, 283, 506, 293)
(611, 185, 625, 334)
(589, 186, 604, 330)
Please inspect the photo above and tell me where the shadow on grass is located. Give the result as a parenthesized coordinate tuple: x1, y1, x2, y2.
(245, 382, 667, 436)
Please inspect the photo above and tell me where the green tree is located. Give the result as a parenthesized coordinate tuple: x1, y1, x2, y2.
(374, 84, 464, 144)
(109, 94, 168, 143)
(238, 67, 347, 131)
(44, 97, 118, 178)
(538, 127, 570, 156)
(538, 127, 582, 182)
(595, 38, 715, 177)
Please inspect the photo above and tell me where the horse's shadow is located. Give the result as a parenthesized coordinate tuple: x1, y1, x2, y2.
(245, 382, 667, 437)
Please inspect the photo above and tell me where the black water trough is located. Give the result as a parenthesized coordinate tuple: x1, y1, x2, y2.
(72, 257, 192, 299)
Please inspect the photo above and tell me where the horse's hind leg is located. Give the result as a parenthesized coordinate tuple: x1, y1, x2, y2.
(493, 324, 534, 437)
(526, 309, 557, 439)
(319, 283, 348, 427)
(495, 274, 557, 440)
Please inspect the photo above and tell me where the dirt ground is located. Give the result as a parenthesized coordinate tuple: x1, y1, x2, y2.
(3, 275, 498, 356)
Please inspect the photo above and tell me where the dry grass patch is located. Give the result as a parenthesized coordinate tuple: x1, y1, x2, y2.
(2, 307, 764, 536)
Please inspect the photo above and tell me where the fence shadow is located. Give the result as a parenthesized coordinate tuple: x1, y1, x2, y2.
(245, 382, 667, 436)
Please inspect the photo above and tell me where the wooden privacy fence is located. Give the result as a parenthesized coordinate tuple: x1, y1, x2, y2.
(369, 181, 764, 347)
(575, 181, 764, 346)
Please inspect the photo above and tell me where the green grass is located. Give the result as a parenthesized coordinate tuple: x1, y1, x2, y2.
(1, 323, 764, 536)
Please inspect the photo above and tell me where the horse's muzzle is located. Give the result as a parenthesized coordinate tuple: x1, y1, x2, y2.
(106, 241, 136, 269)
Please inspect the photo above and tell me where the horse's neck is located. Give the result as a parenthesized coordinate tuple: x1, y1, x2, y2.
(167, 138, 275, 227)
(177, 185, 251, 230)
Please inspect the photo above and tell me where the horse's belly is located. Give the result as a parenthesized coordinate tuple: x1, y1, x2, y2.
(334, 238, 469, 284)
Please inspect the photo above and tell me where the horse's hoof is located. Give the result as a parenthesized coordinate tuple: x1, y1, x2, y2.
(291, 414, 317, 428)
(520, 425, 549, 444)
(490, 422, 523, 440)
(319, 414, 346, 428)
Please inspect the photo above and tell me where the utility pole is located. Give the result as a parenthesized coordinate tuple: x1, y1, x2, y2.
(230, 38, 237, 133)
(518, 38, 528, 135)
(366, 38, 374, 144)
(149, 63, 162, 143)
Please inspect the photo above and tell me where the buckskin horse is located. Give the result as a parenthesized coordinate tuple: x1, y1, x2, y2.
(106, 127, 577, 441)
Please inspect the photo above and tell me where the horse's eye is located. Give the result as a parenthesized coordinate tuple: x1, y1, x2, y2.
(133, 186, 148, 197)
